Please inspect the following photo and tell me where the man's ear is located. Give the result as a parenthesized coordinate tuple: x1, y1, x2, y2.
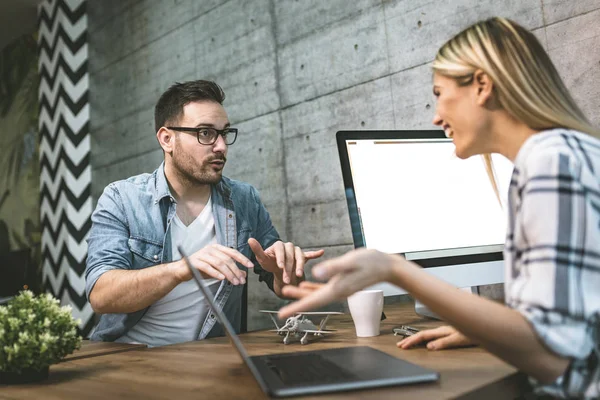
(157, 127, 174, 153)
(474, 69, 494, 107)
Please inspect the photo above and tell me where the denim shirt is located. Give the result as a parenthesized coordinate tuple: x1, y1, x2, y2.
(85, 162, 279, 342)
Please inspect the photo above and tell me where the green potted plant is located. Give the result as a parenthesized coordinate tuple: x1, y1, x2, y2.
(0, 290, 82, 384)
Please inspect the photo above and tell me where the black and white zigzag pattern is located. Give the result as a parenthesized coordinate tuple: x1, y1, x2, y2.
(38, 0, 93, 335)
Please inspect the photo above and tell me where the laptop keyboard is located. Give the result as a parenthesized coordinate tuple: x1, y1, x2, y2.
(264, 353, 358, 386)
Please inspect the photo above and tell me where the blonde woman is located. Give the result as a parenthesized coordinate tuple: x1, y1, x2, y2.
(279, 17, 600, 398)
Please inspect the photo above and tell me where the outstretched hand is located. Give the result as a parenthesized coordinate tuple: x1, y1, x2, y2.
(278, 248, 399, 319)
(396, 326, 476, 351)
(248, 238, 324, 285)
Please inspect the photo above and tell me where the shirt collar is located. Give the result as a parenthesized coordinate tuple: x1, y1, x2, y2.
(513, 129, 559, 167)
(154, 162, 173, 204)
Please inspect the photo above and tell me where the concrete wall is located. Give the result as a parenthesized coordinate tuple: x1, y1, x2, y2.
(87, 0, 600, 330)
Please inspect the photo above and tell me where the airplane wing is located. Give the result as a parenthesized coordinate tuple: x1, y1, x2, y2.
(260, 311, 282, 330)
(259, 310, 343, 315)
(294, 311, 343, 315)
(301, 329, 336, 334)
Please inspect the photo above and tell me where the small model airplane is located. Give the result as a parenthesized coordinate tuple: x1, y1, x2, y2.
(259, 310, 343, 345)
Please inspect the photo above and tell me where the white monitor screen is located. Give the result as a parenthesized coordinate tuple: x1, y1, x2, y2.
(345, 138, 514, 260)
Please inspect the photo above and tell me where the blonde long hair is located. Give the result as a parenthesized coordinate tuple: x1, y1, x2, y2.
(433, 17, 600, 202)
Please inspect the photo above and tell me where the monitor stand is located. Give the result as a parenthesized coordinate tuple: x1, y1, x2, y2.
(414, 286, 479, 320)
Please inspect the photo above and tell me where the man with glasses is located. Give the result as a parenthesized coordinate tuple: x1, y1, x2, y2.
(85, 80, 323, 346)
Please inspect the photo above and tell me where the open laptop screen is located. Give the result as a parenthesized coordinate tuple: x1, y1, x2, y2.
(336, 131, 514, 264)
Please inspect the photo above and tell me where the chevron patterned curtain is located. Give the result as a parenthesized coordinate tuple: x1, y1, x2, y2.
(38, 0, 93, 335)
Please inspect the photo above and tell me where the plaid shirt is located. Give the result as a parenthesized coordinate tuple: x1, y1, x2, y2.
(504, 129, 600, 398)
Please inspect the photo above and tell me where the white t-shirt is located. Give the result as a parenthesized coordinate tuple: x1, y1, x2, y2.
(117, 197, 221, 347)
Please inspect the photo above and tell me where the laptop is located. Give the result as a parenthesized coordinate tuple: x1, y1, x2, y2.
(178, 246, 439, 398)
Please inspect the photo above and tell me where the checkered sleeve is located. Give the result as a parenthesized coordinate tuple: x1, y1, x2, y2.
(507, 147, 600, 398)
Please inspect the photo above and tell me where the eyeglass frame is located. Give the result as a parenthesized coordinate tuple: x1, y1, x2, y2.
(166, 126, 238, 145)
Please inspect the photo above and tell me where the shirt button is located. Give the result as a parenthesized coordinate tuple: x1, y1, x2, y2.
(228, 213, 233, 218)
(153, 255, 159, 261)
(210, 314, 215, 319)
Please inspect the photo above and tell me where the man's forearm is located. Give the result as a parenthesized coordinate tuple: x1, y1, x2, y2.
(390, 257, 570, 383)
(89, 262, 183, 314)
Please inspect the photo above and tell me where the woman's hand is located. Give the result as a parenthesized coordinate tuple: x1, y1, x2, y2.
(278, 248, 400, 318)
(397, 326, 476, 351)
(280, 281, 324, 299)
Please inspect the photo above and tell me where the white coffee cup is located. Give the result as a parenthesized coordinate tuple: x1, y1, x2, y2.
(347, 289, 384, 337)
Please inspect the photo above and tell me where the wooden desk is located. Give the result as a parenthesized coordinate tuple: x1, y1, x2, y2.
(0, 304, 523, 399)
(62, 340, 147, 362)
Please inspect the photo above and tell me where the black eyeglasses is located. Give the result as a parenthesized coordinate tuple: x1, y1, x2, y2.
(166, 126, 238, 145)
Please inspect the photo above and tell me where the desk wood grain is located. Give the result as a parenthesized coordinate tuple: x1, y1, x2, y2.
(0, 304, 521, 399)
(62, 340, 147, 362)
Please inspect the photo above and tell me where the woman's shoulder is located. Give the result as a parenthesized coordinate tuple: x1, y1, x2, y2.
(516, 128, 600, 177)
(524, 128, 598, 152)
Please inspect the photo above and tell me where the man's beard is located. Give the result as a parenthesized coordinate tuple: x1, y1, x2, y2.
(172, 149, 226, 186)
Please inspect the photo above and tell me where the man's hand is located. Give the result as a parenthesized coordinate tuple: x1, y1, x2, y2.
(396, 326, 476, 351)
(247, 238, 324, 286)
(174, 244, 254, 285)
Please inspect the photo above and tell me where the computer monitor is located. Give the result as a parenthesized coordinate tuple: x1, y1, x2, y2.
(336, 130, 513, 317)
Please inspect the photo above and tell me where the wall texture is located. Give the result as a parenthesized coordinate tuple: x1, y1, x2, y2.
(87, 0, 600, 330)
